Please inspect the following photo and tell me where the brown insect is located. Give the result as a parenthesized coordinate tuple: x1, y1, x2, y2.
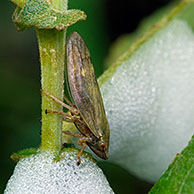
(41, 32, 110, 164)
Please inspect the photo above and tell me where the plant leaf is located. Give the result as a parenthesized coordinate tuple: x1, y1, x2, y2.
(149, 135, 194, 193)
(11, 148, 38, 162)
(12, 0, 86, 31)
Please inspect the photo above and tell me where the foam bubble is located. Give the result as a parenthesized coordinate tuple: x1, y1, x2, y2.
(101, 19, 194, 182)
(4, 152, 114, 194)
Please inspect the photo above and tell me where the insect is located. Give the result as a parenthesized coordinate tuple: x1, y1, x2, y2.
(42, 32, 110, 165)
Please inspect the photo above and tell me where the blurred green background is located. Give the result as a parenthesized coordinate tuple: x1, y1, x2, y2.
(1, 0, 173, 193)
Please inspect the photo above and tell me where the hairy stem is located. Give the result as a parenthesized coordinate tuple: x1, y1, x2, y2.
(37, 0, 68, 152)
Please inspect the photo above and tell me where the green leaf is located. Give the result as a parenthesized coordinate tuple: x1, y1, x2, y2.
(11, 148, 38, 162)
(149, 135, 194, 193)
(12, 0, 86, 31)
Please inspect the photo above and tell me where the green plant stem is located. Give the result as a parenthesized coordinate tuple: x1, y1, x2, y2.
(37, 29, 65, 153)
(37, 0, 68, 153)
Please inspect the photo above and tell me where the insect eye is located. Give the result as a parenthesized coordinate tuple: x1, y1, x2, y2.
(99, 143, 106, 151)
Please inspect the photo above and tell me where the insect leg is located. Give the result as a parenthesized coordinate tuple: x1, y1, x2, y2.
(77, 137, 92, 165)
(63, 130, 84, 138)
(46, 110, 76, 123)
(41, 89, 79, 115)
(77, 143, 87, 165)
(63, 95, 73, 106)
(63, 130, 91, 165)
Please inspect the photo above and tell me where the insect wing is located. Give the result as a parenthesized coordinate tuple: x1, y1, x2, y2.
(66, 32, 108, 138)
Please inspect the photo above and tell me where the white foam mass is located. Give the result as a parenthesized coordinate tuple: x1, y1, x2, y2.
(100, 19, 194, 182)
(4, 152, 114, 194)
